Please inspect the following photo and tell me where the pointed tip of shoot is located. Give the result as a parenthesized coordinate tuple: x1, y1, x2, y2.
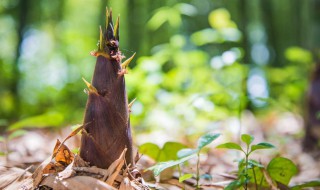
(121, 53, 136, 69)
(109, 8, 113, 23)
(99, 26, 103, 50)
(105, 7, 114, 41)
(105, 7, 109, 29)
(114, 15, 120, 40)
(128, 98, 137, 112)
(82, 77, 98, 94)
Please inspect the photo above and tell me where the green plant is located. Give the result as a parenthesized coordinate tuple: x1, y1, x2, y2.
(217, 134, 275, 189)
(147, 133, 220, 189)
(139, 141, 187, 162)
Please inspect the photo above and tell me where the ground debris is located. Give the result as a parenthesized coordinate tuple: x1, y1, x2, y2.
(34, 148, 150, 190)
(0, 144, 149, 190)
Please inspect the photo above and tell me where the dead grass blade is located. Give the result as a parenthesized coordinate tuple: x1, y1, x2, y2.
(262, 168, 279, 190)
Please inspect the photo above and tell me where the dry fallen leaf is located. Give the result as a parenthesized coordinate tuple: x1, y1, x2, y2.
(54, 139, 74, 166)
(119, 177, 133, 190)
(104, 148, 127, 181)
(42, 139, 74, 174)
(40, 174, 117, 190)
(32, 156, 52, 187)
(0, 166, 32, 190)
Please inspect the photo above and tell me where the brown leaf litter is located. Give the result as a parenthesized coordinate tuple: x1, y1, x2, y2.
(0, 125, 149, 190)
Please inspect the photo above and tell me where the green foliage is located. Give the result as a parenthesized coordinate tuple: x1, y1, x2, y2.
(290, 180, 320, 190)
(216, 142, 243, 152)
(285, 47, 313, 64)
(178, 133, 220, 158)
(197, 133, 221, 149)
(250, 142, 275, 153)
(179, 173, 193, 182)
(177, 148, 198, 158)
(0, 0, 316, 139)
(139, 141, 186, 162)
(8, 112, 64, 131)
(139, 143, 161, 161)
(147, 154, 196, 176)
(0, 2, 318, 188)
(237, 157, 298, 188)
(147, 133, 220, 179)
(241, 134, 254, 146)
(217, 134, 275, 189)
(146, 133, 319, 189)
(208, 8, 237, 29)
(71, 148, 80, 154)
(216, 134, 318, 189)
(267, 157, 298, 185)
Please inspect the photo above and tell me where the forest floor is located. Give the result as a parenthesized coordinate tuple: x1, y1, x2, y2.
(1, 111, 320, 189)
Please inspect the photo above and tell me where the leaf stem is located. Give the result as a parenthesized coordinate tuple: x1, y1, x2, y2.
(245, 153, 249, 190)
(196, 152, 200, 189)
(252, 167, 258, 190)
(178, 164, 186, 190)
(244, 140, 251, 190)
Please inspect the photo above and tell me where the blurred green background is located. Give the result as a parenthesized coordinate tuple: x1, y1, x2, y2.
(0, 0, 319, 140)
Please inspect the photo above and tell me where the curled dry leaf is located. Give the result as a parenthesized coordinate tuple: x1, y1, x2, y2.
(42, 139, 74, 174)
(33, 134, 78, 187)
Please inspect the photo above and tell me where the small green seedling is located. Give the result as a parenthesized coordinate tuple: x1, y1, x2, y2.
(217, 134, 275, 190)
(218, 134, 320, 190)
(177, 133, 220, 189)
(147, 133, 220, 189)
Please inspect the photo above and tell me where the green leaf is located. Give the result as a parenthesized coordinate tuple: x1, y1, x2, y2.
(246, 165, 266, 186)
(8, 112, 64, 131)
(251, 142, 275, 152)
(147, 154, 196, 176)
(216, 142, 243, 152)
(179, 173, 193, 182)
(267, 157, 298, 185)
(241, 134, 254, 146)
(139, 143, 160, 161)
(197, 133, 220, 150)
(8, 130, 27, 140)
(0, 136, 5, 142)
(71, 148, 79, 154)
(177, 148, 198, 158)
(225, 180, 242, 190)
(248, 159, 264, 168)
(239, 159, 267, 186)
(158, 142, 187, 162)
(290, 180, 320, 190)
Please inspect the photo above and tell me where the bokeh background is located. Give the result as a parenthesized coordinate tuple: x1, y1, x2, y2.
(0, 0, 320, 159)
